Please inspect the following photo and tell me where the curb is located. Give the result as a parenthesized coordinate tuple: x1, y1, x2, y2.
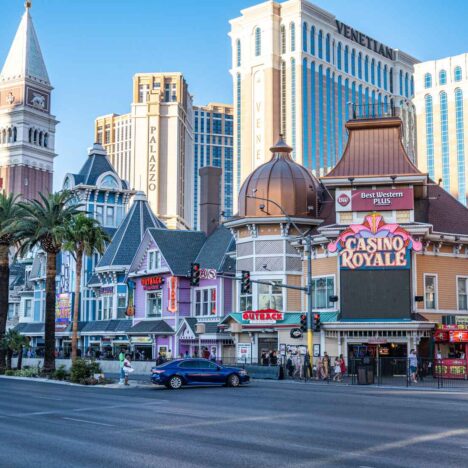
(0, 375, 82, 386)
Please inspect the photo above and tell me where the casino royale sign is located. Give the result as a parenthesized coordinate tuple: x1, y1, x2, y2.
(328, 214, 422, 270)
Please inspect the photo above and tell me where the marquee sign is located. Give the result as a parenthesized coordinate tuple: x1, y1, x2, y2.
(242, 309, 284, 324)
(336, 188, 414, 212)
(167, 276, 178, 313)
(141, 276, 165, 290)
(327, 214, 422, 270)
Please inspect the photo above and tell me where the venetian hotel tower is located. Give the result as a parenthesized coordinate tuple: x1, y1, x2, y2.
(0, 2, 57, 199)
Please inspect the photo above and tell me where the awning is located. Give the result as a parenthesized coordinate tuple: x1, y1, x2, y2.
(127, 320, 174, 335)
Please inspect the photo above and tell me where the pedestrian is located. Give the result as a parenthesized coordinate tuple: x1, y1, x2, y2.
(118, 347, 125, 385)
(315, 357, 322, 380)
(409, 349, 418, 383)
(286, 353, 294, 377)
(304, 352, 312, 380)
(184, 350, 190, 359)
(123, 354, 134, 386)
(293, 353, 301, 379)
(333, 357, 342, 382)
(323, 353, 330, 380)
(156, 352, 165, 366)
(262, 351, 269, 366)
(209, 348, 217, 362)
(270, 351, 278, 366)
(339, 354, 346, 377)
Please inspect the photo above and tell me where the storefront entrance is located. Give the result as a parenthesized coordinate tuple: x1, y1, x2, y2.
(258, 337, 278, 364)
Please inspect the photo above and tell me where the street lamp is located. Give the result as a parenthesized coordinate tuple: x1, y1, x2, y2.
(246, 193, 315, 356)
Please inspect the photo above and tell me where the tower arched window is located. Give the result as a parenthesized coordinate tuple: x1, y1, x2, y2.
(358, 52, 362, 79)
(254, 27, 261, 57)
(364, 55, 369, 82)
(7, 128, 12, 143)
(399, 70, 403, 95)
(383, 65, 388, 90)
(33, 130, 38, 144)
(44, 133, 49, 148)
(440, 91, 450, 191)
(377, 62, 381, 87)
(410, 76, 414, 97)
(28, 128, 32, 143)
(39, 131, 43, 146)
(371, 59, 375, 84)
(281, 25, 286, 54)
(454, 88, 466, 204)
(13, 127, 17, 143)
(302, 22, 307, 52)
(344, 46, 349, 73)
(351, 49, 356, 76)
(439, 69, 446, 85)
(236, 39, 241, 67)
(290, 22, 295, 52)
(310, 26, 315, 55)
(0, 129, 4, 144)
(424, 94, 435, 179)
(318, 30, 323, 58)
(424, 73, 432, 89)
(405, 73, 409, 98)
(325, 33, 330, 62)
(454, 66, 462, 82)
(389, 68, 394, 93)
(337, 42, 342, 70)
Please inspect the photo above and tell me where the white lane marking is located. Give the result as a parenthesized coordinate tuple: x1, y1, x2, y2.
(36, 396, 64, 401)
(62, 417, 115, 427)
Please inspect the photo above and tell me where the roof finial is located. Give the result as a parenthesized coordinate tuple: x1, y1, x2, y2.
(25, 1, 32, 10)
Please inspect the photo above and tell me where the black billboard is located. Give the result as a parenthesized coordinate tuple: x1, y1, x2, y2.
(340, 269, 412, 320)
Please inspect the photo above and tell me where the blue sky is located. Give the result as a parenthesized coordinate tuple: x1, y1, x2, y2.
(1, 0, 467, 190)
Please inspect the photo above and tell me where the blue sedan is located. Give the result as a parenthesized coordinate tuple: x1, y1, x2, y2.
(151, 358, 250, 389)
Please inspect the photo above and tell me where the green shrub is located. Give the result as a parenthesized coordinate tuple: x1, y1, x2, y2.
(70, 359, 102, 384)
(52, 365, 69, 381)
(4, 370, 15, 376)
(16, 367, 39, 378)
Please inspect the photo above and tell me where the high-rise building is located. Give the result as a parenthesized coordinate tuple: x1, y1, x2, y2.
(413, 54, 468, 206)
(0, 2, 57, 199)
(95, 73, 193, 229)
(193, 103, 234, 229)
(229, 0, 418, 195)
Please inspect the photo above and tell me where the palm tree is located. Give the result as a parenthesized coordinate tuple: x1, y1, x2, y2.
(0, 192, 24, 373)
(63, 213, 109, 361)
(2, 329, 29, 370)
(17, 191, 81, 374)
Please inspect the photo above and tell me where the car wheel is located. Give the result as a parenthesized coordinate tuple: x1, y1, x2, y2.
(169, 376, 183, 389)
(227, 374, 240, 387)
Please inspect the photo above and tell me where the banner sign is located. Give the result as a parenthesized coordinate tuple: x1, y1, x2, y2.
(56, 293, 71, 325)
(449, 330, 468, 343)
(336, 188, 414, 212)
(141, 276, 165, 291)
(167, 276, 178, 313)
(242, 309, 284, 324)
(328, 214, 422, 270)
(237, 343, 252, 361)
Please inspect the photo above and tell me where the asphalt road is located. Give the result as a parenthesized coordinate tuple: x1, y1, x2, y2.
(0, 378, 467, 468)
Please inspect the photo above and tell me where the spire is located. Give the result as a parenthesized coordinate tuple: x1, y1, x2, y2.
(0, 2, 50, 85)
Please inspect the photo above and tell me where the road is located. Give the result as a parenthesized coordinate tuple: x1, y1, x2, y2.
(0, 378, 467, 467)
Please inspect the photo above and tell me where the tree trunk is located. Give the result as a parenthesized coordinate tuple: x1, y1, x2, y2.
(43, 252, 57, 374)
(6, 349, 12, 370)
(0, 244, 10, 374)
(17, 346, 23, 370)
(71, 249, 83, 362)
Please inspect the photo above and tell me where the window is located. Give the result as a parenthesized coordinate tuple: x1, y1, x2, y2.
(344, 45, 348, 73)
(351, 49, 355, 76)
(358, 52, 362, 79)
(302, 22, 307, 52)
(318, 30, 323, 59)
(8, 304, 14, 319)
(371, 58, 375, 84)
(440, 91, 450, 191)
(240, 289, 252, 311)
(337, 42, 342, 70)
(377, 62, 381, 87)
(455, 88, 466, 204)
(290, 22, 296, 52)
(439, 69, 447, 85)
(281, 25, 286, 54)
(101, 175, 119, 189)
(425, 94, 435, 179)
(325, 33, 330, 62)
(458, 278, 468, 310)
(383, 65, 388, 90)
(95, 205, 104, 225)
(424, 73, 432, 89)
(399, 70, 403, 95)
(147, 291, 162, 317)
(194, 288, 216, 316)
(424, 274, 437, 309)
(102, 295, 113, 320)
(258, 281, 283, 310)
(310, 26, 315, 55)
(105, 206, 115, 226)
(364, 55, 369, 82)
(24, 299, 32, 318)
(255, 27, 261, 56)
(312, 277, 334, 309)
(147, 250, 161, 271)
(236, 39, 241, 67)
(454, 66, 462, 82)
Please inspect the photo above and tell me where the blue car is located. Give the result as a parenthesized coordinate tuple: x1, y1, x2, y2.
(151, 358, 250, 389)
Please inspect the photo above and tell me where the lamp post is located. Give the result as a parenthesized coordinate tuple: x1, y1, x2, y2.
(246, 194, 314, 355)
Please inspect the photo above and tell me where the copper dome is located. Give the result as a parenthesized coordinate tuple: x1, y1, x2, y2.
(238, 137, 321, 218)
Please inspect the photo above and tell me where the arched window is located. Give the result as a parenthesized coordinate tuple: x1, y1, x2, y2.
(364, 55, 369, 82)
(371, 58, 375, 85)
(351, 49, 356, 76)
(384, 95, 388, 114)
(399, 70, 403, 95)
(318, 30, 323, 58)
(454, 66, 462, 82)
(236, 39, 241, 67)
(344, 46, 349, 73)
(236, 73, 241, 190)
(28, 128, 32, 143)
(325, 33, 330, 62)
(377, 62, 381, 87)
(424, 73, 432, 89)
(310, 26, 315, 55)
(389, 68, 393, 93)
(290, 22, 296, 52)
(281, 25, 286, 54)
(410, 76, 414, 97)
(33, 130, 38, 144)
(281, 60, 286, 135)
(337, 42, 342, 70)
(254, 27, 261, 56)
(44, 133, 48, 148)
(425, 94, 435, 179)
(302, 22, 307, 52)
(383, 65, 388, 90)
(439, 70, 446, 85)
(291, 58, 296, 158)
(358, 84, 363, 116)
(358, 52, 362, 79)
(440, 91, 450, 191)
(7, 128, 12, 143)
(405, 73, 409, 98)
(39, 131, 43, 146)
(455, 88, 466, 204)
(101, 175, 119, 189)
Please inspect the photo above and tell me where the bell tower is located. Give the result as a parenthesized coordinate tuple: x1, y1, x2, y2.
(0, 1, 57, 199)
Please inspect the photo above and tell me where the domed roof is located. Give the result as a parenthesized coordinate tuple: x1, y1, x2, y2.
(238, 137, 321, 218)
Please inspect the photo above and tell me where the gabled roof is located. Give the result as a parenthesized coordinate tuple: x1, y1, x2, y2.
(81, 320, 132, 334)
(179, 318, 221, 336)
(194, 225, 235, 273)
(147, 228, 206, 276)
(97, 192, 166, 271)
(0, 6, 50, 85)
(324, 118, 423, 179)
(127, 320, 174, 335)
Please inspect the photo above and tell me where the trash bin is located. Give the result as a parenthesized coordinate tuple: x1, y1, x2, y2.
(357, 365, 374, 384)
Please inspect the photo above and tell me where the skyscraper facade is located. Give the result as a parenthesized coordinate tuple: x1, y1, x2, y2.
(193, 103, 234, 229)
(413, 54, 468, 206)
(0, 2, 57, 199)
(95, 73, 193, 229)
(229, 0, 418, 196)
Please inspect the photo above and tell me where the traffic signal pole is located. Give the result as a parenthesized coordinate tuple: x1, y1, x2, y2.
(306, 234, 313, 357)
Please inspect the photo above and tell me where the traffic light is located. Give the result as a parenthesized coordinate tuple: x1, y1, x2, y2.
(190, 263, 200, 286)
(313, 313, 321, 332)
(300, 314, 307, 333)
(240, 270, 251, 294)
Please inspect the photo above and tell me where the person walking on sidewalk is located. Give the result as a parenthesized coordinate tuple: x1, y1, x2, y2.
(123, 354, 134, 386)
(119, 348, 125, 385)
(333, 357, 342, 382)
(323, 353, 330, 380)
(409, 349, 418, 383)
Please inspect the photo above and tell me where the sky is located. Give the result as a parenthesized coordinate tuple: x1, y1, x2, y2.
(1, 0, 467, 190)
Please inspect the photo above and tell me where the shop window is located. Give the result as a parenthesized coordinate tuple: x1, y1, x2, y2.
(424, 274, 437, 309)
(147, 250, 161, 271)
(258, 281, 283, 310)
(458, 277, 468, 310)
(102, 296, 113, 320)
(240, 290, 252, 311)
(312, 276, 335, 309)
(147, 291, 162, 317)
(194, 288, 216, 316)
(24, 299, 32, 318)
